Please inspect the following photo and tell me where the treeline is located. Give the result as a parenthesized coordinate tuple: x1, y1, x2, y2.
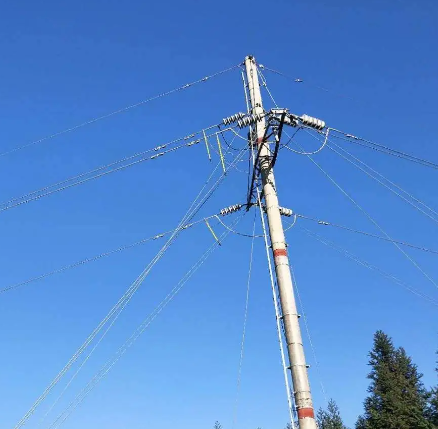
(213, 330, 438, 429)
(306, 330, 438, 428)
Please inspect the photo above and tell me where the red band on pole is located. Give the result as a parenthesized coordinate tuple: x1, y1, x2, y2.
(297, 408, 315, 419)
(273, 249, 287, 257)
(256, 137, 264, 144)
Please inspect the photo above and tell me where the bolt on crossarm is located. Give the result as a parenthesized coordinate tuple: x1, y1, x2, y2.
(244, 55, 317, 429)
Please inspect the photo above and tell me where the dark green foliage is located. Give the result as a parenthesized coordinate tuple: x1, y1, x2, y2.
(317, 399, 347, 429)
(426, 386, 438, 427)
(356, 331, 431, 429)
(425, 353, 438, 427)
(213, 421, 222, 429)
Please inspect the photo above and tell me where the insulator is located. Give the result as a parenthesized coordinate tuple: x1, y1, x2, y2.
(279, 206, 293, 217)
(300, 114, 326, 130)
(261, 205, 293, 217)
(220, 203, 243, 216)
(222, 112, 245, 126)
(151, 153, 164, 159)
(237, 113, 264, 128)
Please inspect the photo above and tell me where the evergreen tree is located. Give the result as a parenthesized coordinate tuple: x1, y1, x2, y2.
(317, 399, 347, 429)
(356, 330, 431, 429)
(213, 421, 222, 429)
(426, 352, 438, 427)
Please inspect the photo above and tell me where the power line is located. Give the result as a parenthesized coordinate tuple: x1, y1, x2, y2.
(0, 64, 240, 158)
(263, 65, 438, 170)
(0, 214, 222, 296)
(325, 137, 438, 225)
(284, 127, 330, 156)
(232, 210, 257, 429)
(285, 136, 438, 291)
(261, 65, 357, 103)
(300, 227, 438, 308)
(257, 68, 279, 108)
(300, 128, 438, 224)
(0, 126, 235, 214)
(13, 147, 248, 429)
(46, 215, 243, 429)
(329, 129, 438, 170)
(294, 212, 438, 255)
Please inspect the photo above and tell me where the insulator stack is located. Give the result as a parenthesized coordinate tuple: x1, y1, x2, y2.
(223, 112, 246, 126)
(237, 113, 264, 128)
(279, 206, 293, 217)
(220, 203, 243, 216)
(261, 205, 293, 217)
(300, 114, 326, 130)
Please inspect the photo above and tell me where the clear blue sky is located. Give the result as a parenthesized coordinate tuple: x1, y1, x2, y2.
(1, 1, 437, 428)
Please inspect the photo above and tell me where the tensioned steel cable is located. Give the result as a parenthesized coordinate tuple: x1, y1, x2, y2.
(13, 146, 248, 429)
(39, 144, 248, 426)
(46, 215, 243, 429)
(329, 129, 438, 170)
(0, 214, 220, 296)
(293, 212, 438, 255)
(285, 139, 438, 292)
(300, 227, 438, 308)
(232, 210, 257, 429)
(0, 125, 233, 214)
(0, 64, 240, 158)
(324, 137, 438, 224)
(2, 131, 248, 295)
(261, 65, 357, 103)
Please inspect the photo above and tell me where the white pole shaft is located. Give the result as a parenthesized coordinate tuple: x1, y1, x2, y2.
(244, 55, 317, 429)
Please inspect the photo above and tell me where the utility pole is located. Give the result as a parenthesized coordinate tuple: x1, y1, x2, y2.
(244, 56, 317, 429)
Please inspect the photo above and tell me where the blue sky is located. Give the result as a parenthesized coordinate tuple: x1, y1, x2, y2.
(1, 1, 437, 428)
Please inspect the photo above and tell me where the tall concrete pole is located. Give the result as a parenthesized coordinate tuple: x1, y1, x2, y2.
(244, 55, 317, 429)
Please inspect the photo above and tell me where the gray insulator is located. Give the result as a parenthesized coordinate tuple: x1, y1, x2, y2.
(220, 203, 243, 216)
(223, 112, 245, 126)
(261, 205, 293, 217)
(237, 113, 264, 128)
(279, 207, 293, 217)
(300, 114, 326, 130)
